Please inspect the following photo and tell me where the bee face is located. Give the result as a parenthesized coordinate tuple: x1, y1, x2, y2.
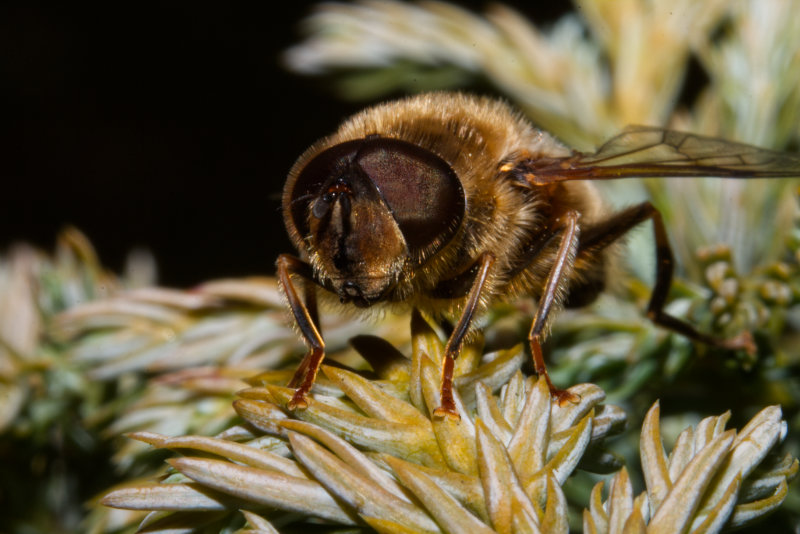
(284, 136, 465, 306)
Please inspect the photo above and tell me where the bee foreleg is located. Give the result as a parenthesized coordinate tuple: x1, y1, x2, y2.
(529, 211, 582, 406)
(579, 202, 755, 354)
(433, 253, 496, 420)
(276, 254, 326, 410)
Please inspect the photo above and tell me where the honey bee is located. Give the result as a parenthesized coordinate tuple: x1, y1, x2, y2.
(278, 92, 800, 419)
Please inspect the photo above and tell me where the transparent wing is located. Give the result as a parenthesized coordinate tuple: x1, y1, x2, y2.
(522, 126, 800, 184)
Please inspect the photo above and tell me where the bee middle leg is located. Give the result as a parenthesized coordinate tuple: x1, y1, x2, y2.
(578, 202, 755, 353)
(276, 254, 326, 410)
(527, 210, 583, 405)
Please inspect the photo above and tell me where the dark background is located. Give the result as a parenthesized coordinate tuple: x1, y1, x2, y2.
(1, 2, 569, 287)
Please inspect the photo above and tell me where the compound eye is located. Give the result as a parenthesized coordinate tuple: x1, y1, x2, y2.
(286, 137, 465, 261)
(355, 138, 465, 256)
(286, 139, 365, 238)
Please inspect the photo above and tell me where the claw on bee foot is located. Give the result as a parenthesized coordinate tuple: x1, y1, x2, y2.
(433, 404, 461, 421)
(550, 387, 581, 407)
(287, 390, 309, 411)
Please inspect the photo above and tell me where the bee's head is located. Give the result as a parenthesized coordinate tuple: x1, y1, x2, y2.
(283, 136, 465, 306)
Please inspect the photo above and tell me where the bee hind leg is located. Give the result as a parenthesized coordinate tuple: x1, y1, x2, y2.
(579, 202, 755, 354)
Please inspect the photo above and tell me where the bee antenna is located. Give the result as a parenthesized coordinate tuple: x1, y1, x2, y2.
(290, 193, 314, 206)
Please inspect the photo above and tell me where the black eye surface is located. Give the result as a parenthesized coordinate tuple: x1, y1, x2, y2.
(288, 139, 364, 239)
(287, 137, 465, 259)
